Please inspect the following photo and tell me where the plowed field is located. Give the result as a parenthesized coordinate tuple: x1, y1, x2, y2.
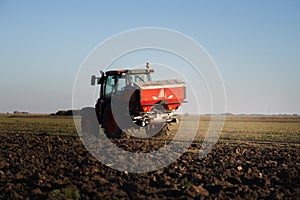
(0, 114, 299, 199)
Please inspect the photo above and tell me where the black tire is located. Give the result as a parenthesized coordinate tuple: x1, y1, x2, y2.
(146, 122, 165, 136)
(102, 103, 121, 138)
(81, 107, 99, 137)
(145, 104, 168, 136)
(162, 123, 172, 135)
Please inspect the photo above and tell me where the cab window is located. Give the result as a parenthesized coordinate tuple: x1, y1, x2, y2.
(105, 75, 114, 97)
(105, 75, 126, 97)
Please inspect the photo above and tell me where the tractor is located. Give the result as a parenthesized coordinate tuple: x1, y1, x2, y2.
(81, 63, 186, 138)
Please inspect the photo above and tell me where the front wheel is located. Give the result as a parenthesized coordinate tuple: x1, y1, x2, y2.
(81, 107, 99, 137)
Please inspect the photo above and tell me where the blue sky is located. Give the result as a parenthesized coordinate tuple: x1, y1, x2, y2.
(0, 0, 299, 114)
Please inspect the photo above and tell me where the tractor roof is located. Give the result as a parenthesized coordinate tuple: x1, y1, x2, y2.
(105, 70, 128, 76)
(105, 69, 154, 76)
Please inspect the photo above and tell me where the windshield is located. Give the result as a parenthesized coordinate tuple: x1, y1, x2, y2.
(105, 75, 127, 97)
(104, 73, 152, 97)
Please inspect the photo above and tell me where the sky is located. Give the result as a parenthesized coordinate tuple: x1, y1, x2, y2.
(0, 0, 299, 114)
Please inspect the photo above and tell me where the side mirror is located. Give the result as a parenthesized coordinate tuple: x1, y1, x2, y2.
(91, 75, 96, 86)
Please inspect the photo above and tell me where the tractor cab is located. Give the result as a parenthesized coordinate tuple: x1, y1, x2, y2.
(92, 69, 154, 100)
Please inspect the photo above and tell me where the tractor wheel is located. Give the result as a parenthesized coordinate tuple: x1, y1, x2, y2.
(102, 104, 121, 138)
(81, 107, 99, 137)
(145, 122, 165, 136)
(145, 103, 167, 136)
(161, 123, 171, 135)
(146, 123, 171, 137)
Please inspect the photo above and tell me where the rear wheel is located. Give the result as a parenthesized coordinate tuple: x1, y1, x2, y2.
(145, 104, 168, 136)
(81, 107, 99, 137)
(161, 123, 171, 135)
(102, 103, 121, 138)
(146, 123, 172, 137)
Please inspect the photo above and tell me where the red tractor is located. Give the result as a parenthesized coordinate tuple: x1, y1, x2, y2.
(81, 64, 186, 138)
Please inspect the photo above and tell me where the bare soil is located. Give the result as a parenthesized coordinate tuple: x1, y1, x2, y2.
(1, 130, 299, 199)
